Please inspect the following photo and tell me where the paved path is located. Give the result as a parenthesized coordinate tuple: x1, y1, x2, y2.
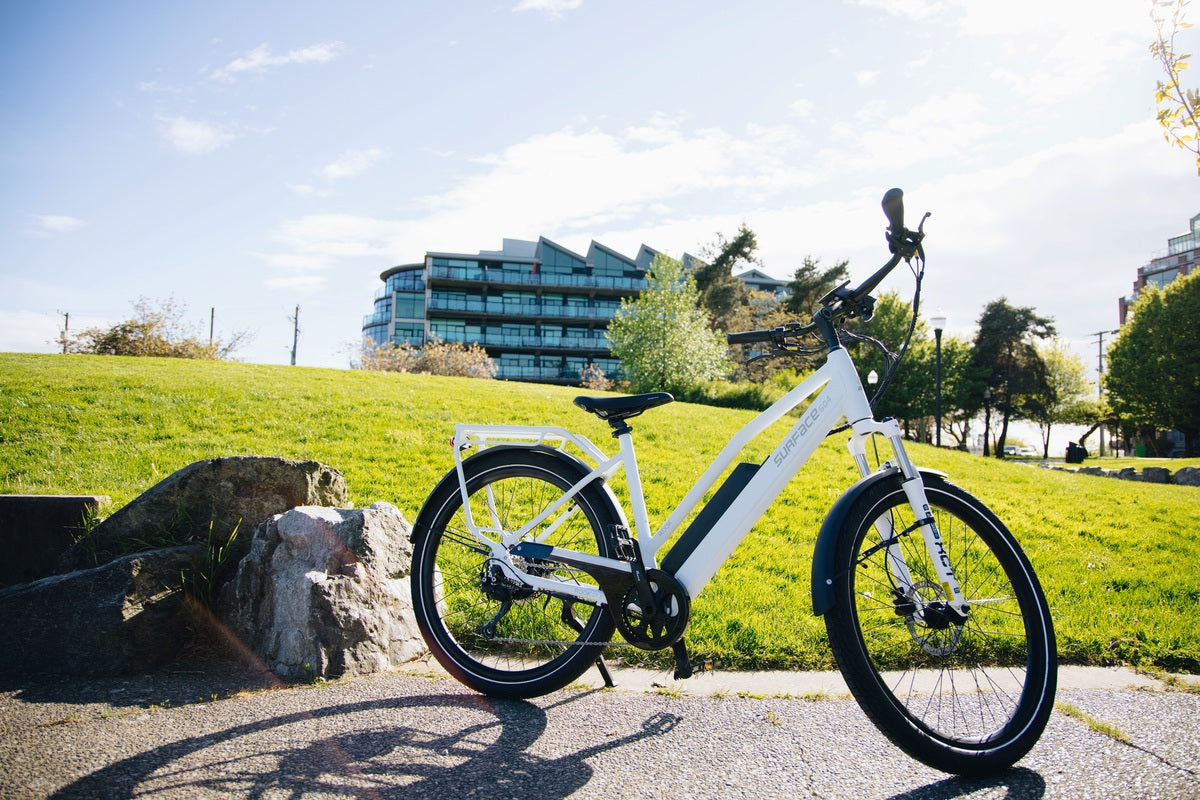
(2, 662, 1198, 799)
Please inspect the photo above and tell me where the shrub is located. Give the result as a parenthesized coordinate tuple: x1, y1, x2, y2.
(360, 337, 497, 379)
(579, 363, 613, 392)
(67, 297, 249, 360)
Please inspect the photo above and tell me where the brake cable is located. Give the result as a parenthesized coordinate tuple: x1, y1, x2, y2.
(826, 246, 925, 437)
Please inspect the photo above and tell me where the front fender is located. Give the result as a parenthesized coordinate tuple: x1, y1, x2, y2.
(810, 467, 946, 616)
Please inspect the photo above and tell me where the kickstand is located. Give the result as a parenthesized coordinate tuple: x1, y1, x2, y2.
(561, 601, 616, 688)
(671, 639, 692, 680)
(594, 656, 616, 688)
(671, 639, 710, 680)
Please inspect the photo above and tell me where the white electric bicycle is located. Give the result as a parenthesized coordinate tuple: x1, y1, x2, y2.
(409, 189, 1057, 775)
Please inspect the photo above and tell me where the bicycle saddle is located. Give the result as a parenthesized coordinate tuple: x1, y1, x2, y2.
(573, 392, 674, 421)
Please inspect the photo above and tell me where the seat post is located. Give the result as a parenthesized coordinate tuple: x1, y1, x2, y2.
(614, 426, 654, 565)
(607, 418, 634, 439)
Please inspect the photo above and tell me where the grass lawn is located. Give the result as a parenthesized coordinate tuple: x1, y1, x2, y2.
(3, 353, 1199, 672)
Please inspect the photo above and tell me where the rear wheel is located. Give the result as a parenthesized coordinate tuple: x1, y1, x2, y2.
(825, 475, 1056, 775)
(411, 448, 618, 699)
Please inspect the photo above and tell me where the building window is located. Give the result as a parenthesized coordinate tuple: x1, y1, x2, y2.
(541, 243, 586, 275)
(392, 324, 424, 347)
(395, 290, 425, 319)
(1148, 269, 1179, 290)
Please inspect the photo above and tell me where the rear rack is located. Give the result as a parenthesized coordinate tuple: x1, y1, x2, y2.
(453, 424, 613, 473)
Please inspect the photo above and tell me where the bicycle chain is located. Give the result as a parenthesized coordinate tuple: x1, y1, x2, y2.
(490, 637, 610, 647)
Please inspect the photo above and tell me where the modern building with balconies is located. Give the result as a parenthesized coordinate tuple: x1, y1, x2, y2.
(1120, 211, 1199, 324)
(363, 236, 660, 384)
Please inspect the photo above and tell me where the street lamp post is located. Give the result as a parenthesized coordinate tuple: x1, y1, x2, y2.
(930, 311, 946, 448)
(982, 387, 992, 457)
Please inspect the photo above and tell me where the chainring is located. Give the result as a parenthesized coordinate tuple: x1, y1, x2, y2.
(613, 568, 691, 651)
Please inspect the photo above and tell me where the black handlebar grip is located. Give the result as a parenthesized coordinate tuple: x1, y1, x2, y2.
(882, 187, 904, 232)
(727, 330, 772, 345)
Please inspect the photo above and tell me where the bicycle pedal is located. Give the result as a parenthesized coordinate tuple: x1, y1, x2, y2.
(609, 525, 639, 562)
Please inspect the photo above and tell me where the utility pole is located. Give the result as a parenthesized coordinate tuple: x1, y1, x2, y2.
(1091, 329, 1120, 457)
(289, 305, 300, 366)
(209, 307, 215, 348)
(57, 310, 69, 353)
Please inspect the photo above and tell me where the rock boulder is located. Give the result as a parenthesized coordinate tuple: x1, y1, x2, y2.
(58, 457, 346, 588)
(218, 502, 426, 680)
(0, 544, 205, 676)
(1174, 467, 1200, 487)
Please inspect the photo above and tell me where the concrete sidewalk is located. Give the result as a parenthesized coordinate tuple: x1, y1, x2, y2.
(3, 663, 1198, 799)
(398, 657, 1197, 697)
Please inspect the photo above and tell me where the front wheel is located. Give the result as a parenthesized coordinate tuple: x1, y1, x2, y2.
(411, 447, 620, 699)
(824, 474, 1056, 775)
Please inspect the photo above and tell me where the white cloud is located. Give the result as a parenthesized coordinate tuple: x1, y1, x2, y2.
(288, 183, 326, 197)
(156, 115, 238, 155)
(256, 109, 1196, 358)
(789, 99, 815, 118)
(854, 70, 880, 87)
(853, 0, 944, 21)
(0, 310, 108, 353)
(0, 310, 63, 353)
(136, 80, 182, 94)
(264, 275, 327, 291)
(318, 147, 386, 180)
(29, 214, 85, 234)
(513, 0, 583, 18)
(210, 41, 345, 82)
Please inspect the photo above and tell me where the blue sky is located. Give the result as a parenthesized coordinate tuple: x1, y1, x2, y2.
(1, 0, 1196, 375)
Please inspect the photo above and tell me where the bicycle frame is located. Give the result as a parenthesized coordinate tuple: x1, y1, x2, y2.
(451, 345, 966, 613)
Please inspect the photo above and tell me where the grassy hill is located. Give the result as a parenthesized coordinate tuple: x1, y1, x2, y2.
(3, 353, 1199, 672)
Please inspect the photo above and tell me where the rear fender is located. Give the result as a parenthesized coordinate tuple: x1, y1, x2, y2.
(409, 445, 626, 543)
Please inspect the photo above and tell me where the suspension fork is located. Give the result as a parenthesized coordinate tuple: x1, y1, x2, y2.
(848, 425, 967, 613)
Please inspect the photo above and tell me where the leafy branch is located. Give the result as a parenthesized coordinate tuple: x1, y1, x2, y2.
(1152, 0, 1200, 175)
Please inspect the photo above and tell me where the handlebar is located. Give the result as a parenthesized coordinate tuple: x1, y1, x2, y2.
(726, 187, 927, 348)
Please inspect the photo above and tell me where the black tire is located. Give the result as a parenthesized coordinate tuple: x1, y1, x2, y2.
(411, 447, 619, 699)
(825, 474, 1056, 775)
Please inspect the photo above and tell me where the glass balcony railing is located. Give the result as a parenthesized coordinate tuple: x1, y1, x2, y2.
(428, 264, 646, 292)
(362, 312, 392, 328)
(427, 296, 619, 320)
(432, 330, 610, 350)
(495, 365, 581, 381)
(494, 364, 627, 382)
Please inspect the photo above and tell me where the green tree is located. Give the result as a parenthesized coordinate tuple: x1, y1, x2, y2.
(607, 254, 731, 394)
(1152, 0, 1200, 175)
(969, 298, 1056, 457)
(785, 256, 850, 318)
(938, 337, 988, 450)
(1026, 339, 1101, 458)
(692, 224, 758, 331)
(67, 297, 249, 360)
(1107, 271, 1200, 455)
(849, 292, 933, 435)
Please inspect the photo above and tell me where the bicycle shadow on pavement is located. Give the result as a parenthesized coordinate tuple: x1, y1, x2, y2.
(884, 767, 1046, 800)
(48, 690, 681, 799)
